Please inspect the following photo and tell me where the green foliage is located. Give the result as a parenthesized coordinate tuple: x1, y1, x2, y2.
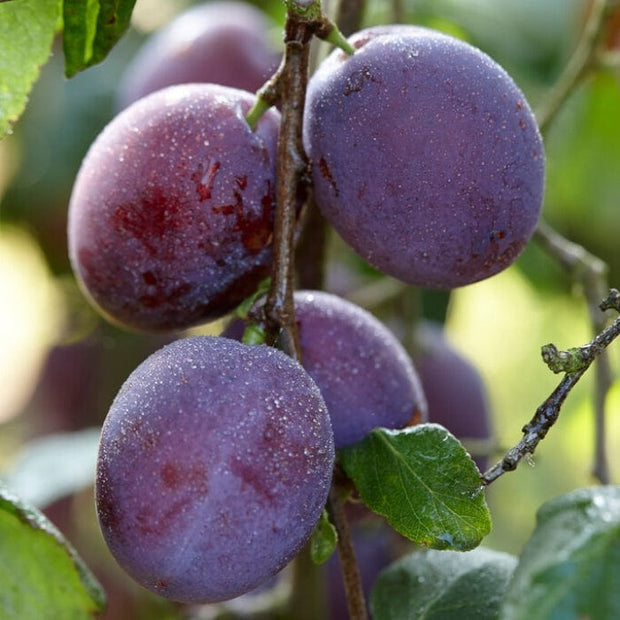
(62, 0, 137, 77)
(310, 509, 338, 564)
(0, 484, 105, 619)
(339, 425, 491, 550)
(0, 0, 62, 137)
(371, 547, 518, 620)
(501, 486, 620, 619)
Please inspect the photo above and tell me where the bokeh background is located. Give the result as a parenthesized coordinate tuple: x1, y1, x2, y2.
(1, 0, 619, 617)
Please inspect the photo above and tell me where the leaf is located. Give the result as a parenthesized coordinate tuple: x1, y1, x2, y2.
(310, 509, 338, 564)
(4, 428, 101, 508)
(339, 425, 491, 550)
(0, 0, 62, 138)
(63, 0, 137, 77)
(0, 484, 105, 618)
(501, 485, 620, 620)
(371, 547, 518, 620)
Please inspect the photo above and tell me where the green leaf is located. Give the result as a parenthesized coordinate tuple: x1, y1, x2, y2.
(371, 547, 518, 620)
(339, 425, 491, 550)
(310, 509, 338, 564)
(0, 484, 105, 618)
(63, 0, 137, 77)
(0, 0, 62, 138)
(501, 486, 620, 620)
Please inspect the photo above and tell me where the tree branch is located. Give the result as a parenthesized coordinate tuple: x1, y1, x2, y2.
(482, 290, 620, 485)
(533, 221, 613, 482)
(327, 481, 368, 620)
(260, 5, 369, 618)
(535, 0, 610, 134)
(262, 13, 313, 359)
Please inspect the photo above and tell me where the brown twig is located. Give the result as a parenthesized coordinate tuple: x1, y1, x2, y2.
(531, 1, 617, 483)
(482, 290, 620, 485)
(535, 0, 610, 134)
(327, 482, 368, 620)
(261, 5, 369, 618)
(263, 13, 313, 360)
(534, 221, 613, 483)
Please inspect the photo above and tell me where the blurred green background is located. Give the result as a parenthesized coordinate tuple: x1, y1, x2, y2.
(1, 0, 619, 617)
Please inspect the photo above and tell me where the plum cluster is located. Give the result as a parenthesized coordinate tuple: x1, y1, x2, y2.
(66, 1, 542, 606)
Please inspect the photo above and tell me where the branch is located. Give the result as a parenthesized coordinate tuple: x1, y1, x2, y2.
(260, 5, 368, 618)
(481, 290, 620, 485)
(535, 0, 611, 134)
(262, 13, 313, 359)
(533, 222, 613, 483)
(327, 480, 368, 620)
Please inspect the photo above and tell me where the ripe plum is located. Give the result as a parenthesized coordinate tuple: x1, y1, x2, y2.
(117, 2, 280, 109)
(95, 336, 334, 603)
(225, 290, 427, 447)
(68, 84, 280, 332)
(303, 27, 545, 289)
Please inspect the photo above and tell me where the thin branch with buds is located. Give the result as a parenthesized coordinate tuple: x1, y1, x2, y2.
(482, 289, 620, 485)
(531, 0, 617, 483)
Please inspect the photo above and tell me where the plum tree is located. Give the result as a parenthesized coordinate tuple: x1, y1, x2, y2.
(303, 26, 545, 289)
(68, 83, 280, 332)
(117, 2, 280, 109)
(95, 336, 335, 603)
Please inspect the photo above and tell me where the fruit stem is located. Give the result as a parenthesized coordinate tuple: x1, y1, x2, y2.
(327, 483, 369, 620)
(319, 23, 356, 55)
(245, 94, 275, 131)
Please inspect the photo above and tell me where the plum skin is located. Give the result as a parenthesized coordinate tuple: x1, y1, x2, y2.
(95, 336, 335, 603)
(303, 27, 545, 289)
(225, 290, 428, 447)
(294, 291, 427, 447)
(117, 2, 280, 110)
(68, 84, 280, 332)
